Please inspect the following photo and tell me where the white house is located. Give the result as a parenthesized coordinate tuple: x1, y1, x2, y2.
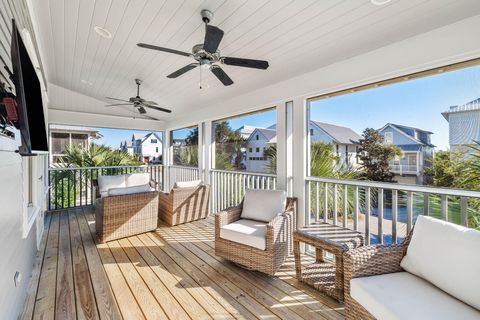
(121, 132, 163, 164)
(442, 97, 480, 153)
(245, 121, 361, 173)
(309, 121, 361, 168)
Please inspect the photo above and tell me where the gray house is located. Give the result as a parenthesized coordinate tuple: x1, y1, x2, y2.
(442, 97, 480, 153)
(378, 123, 434, 184)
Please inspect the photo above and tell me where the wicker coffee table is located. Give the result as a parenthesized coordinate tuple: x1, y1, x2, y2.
(293, 222, 364, 301)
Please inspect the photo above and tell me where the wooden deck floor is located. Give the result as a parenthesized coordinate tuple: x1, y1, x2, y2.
(20, 207, 344, 320)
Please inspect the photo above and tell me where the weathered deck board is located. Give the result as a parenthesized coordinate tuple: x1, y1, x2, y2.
(20, 207, 344, 320)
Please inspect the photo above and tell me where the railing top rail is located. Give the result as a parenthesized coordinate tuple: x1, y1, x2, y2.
(48, 164, 164, 171)
(168, 165, 199, 170)
(306, 176, 480, 198)
(210, 168, 277, 177)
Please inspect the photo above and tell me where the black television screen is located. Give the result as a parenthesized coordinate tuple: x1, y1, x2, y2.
(10, 19, 48, 154)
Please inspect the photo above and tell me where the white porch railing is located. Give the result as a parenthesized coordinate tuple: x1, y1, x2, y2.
(210, 169, 277, 212)
(164, 165, 200, 190)
(306, 176, 480, 245)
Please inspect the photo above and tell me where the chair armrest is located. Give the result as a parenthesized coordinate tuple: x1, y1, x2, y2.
(215, 205, 242, 229)
(344, 244, 408, 294)
(266, 197, 297, 251)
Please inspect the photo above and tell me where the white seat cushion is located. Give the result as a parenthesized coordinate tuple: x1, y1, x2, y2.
(351, 272, 480, 320)
(126, 173, 151, 187)
(173, 179, 202, 188)
(100, 191, 108, 198)
(98, 175, 126, 193)
(400, 215, 480, 309)
(240, 189, 287, 222)
(220, 219, 267, 250)
(107, 184, 152, 196)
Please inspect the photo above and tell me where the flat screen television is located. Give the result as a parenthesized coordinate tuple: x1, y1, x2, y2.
(10, 19, 48, 155)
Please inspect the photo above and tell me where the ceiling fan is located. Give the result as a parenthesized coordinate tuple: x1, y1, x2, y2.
(137, 9, 269, 87)
(105, 79, 171, 118)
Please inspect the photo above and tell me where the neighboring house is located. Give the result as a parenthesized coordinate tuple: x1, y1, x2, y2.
(121, 132, 163, 164)
(442, 98, 480, 153)
(245, 128, 276, 172)
(236, 125, 263, 139)
(49, 124, 102, 163)
(310, 121, 361, 168)
(378, 123, 434, 185)
(245, 121, 361, 173)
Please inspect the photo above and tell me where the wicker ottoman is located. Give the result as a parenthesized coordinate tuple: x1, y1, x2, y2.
(293, 222, 363, 301)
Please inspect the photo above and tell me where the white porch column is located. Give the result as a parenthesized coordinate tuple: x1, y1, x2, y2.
(202, 120, 213, 185)
(292, 97, 308, 229)
(276, 103, 287, 190)
(163, 130, 172, 191)
(198, 122, 205, 181)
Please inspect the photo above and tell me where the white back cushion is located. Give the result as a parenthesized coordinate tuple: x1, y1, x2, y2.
(173, 179, 202, 188)
(108, 184, 152, 196)
(240, 189, 287, 222)
(400, 215, 480, 310)
(126, 173, 151, 187)
(97, 175, 126, 193)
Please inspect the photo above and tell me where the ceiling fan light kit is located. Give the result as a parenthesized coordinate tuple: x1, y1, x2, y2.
(137, 9, 269, 87)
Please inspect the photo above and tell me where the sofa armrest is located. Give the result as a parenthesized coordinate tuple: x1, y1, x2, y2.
(149, 179, 159, 190)
(344, 244, 408, 295)
(92, 179, 100, 200)
(215, 204, 243, 230)
(266, 198, 297, 251)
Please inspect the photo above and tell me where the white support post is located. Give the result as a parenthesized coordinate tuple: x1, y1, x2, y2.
(163, 130, 172, 191)
(276, 102, 287, 191)
(198, 122, 204, 182)
(292, 96, 308, 230)
(203, 120, 213, 185)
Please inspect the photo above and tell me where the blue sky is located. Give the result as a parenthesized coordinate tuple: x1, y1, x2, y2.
(92, 65, 480, 150)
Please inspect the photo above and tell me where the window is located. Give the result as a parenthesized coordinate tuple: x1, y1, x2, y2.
(384, 132, 393, 144)
(171, 126, 198, 167)
(51, 132, 69, 154)
(151, 139, 157, 143)
(156, 147, 158, 153)
(212, 108, 276, 173)
(310, 128, 314, 136)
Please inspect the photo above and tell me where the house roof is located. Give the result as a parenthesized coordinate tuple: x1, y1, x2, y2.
(442, 97, 480, 121)
(311, 121, 361, 144)
(378, 123, 435, 147)
(252, 128, 277, 143)
(49, 124, 102, 139)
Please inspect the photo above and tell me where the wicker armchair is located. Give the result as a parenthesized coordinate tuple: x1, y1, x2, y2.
(215, 197, 297, 275)
(158, 184, 210, 226)
(343, 233, 412, 320)
(93, 179, 159, 242)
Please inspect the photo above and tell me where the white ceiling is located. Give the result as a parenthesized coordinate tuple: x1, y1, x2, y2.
(30, 0, 480, 122)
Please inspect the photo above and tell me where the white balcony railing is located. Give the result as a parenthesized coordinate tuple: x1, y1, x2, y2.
(306, 176, 480, 245)
(389, 164, 419, 174)
(210, 169, 277, 212)
(164, 165, 200, 190)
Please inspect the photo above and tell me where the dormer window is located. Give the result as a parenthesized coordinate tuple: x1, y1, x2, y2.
(256, 134, 259, 140)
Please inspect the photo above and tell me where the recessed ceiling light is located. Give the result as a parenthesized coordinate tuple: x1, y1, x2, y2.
(81, 79, 93, 85)
(94, 26, 112, 38)
(371, 0, 391, 5)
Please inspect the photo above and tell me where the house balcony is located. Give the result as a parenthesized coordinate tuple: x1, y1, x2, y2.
(389, 164, 421, 175)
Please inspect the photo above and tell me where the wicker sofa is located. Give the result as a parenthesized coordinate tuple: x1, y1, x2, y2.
(215, 189, 297, 275)
(158, 180, 210, 226)
(344, 215, 480, 320)
(93, 173, 159, 242)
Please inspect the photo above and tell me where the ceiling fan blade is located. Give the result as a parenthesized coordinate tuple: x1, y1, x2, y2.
(143, 104, 172, 113)
(203, 25, 224, 53)
(167, 63, 198, 78)
(106, 97, 131, 102)
(137, 43, 191, 57)
(105, 103, 133, 107)
(137, 106, 147, 114)
(222, 57, 269, 70)
(143, 100, 158, 106)
(211, 66, 233, 86)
